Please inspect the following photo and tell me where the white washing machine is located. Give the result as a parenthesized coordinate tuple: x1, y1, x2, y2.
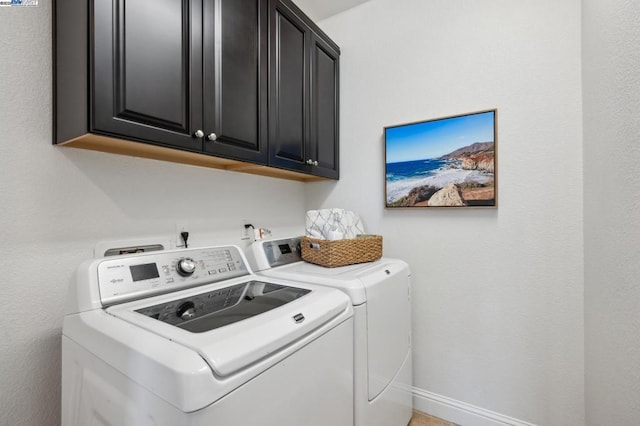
(62, 245, 354, 426)
(247, 237, 413, 426)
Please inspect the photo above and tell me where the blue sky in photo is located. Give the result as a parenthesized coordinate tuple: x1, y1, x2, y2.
(385, 110, 495, 164)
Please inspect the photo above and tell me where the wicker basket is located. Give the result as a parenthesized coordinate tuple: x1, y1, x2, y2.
(301, 235, 383, 268)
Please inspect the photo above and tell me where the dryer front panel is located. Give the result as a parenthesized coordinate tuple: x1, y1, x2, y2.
(361, 262, 411, 400)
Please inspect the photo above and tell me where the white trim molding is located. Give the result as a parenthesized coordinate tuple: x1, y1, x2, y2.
(412, 387, 538, 426)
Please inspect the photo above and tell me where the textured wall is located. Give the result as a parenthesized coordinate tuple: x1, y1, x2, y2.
(583, 1, 640, 424)
(0, 4, 306, 425)
(307, 0, 584, 424)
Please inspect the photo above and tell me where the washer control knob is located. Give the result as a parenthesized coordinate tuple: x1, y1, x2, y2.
(176, 258, 196, 276)
(177, 301, 196, 320)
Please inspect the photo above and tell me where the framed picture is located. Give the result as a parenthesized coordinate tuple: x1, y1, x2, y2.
(385, 109, 497, 208)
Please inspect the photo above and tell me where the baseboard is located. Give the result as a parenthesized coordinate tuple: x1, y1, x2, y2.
(412, 387, 537, 426)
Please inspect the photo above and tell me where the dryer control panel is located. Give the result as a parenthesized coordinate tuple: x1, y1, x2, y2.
(97, 246, 248, 306)
(251, 237, 302, 270)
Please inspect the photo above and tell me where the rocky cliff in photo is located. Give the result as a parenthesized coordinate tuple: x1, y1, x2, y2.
(441, 141, 495, 173)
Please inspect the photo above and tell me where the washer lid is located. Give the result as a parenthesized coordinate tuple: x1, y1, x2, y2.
(107, 277, 351, 377)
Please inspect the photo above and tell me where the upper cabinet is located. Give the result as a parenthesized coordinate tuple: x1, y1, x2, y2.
(268, 0, 340, 179)
(91, 0, 204, 152)
(202, 0, 269, 163)
(54, 0, 339, 181)
(309, 33, 340, 179)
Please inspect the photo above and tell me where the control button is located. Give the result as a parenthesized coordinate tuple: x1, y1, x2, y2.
(227, 263, 236, 271)
(163, 267, 170, 275)
(208, 270, 217, 275)
(218, 267, 228, 273)
(176, 258, 196, 277)
(166, 278, 174, 284)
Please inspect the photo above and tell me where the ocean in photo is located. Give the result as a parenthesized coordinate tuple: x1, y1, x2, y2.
(386, 158, 492, 203)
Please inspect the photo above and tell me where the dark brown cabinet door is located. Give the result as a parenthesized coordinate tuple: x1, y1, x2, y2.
(269, 0, 340, 178)
(268, 0, 309, 173)
(202, 0, 269, 163)
(92, 0, 203, 151)
(309, 34, 339, 179)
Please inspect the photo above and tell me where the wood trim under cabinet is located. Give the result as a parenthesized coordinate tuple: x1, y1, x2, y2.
(57, 133, 327, 182)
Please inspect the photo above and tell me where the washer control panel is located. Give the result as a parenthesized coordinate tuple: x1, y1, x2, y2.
(97, 246, 248, 306)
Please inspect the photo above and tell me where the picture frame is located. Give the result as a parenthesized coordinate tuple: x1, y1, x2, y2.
(384, 109, 497, 208)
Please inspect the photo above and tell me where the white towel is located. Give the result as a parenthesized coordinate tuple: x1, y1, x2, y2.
(305, 208, 365, 240)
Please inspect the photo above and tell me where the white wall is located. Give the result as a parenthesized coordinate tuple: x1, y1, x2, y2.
(11, 1, 635, 425)
(0, 4, 306, 425)
(583, 1, 640, 424)
(307, 0, 584, 424)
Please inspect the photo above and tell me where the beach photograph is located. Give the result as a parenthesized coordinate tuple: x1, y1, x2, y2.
(385, 110, 497, 207)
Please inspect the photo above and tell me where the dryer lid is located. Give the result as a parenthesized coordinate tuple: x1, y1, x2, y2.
(257, 259, 406, 305)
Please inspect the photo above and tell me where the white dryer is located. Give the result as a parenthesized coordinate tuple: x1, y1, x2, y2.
(62, 245, 354, 426)
(247, 237, 413, 426)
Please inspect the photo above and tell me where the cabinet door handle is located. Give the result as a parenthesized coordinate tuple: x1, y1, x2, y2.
(194, 130, 204, 138)
(207, 133, 217, 141)
(313, 160, 319, 166)
(306, 159, 313, 165)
